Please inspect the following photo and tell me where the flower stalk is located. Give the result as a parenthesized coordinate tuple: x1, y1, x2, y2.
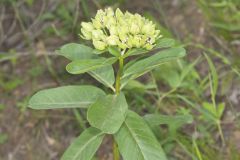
(113, 55, 124, 160)
(115, 56, 124, 95)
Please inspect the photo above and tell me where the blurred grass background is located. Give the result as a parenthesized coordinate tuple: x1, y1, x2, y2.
(0, 0, 240, 160)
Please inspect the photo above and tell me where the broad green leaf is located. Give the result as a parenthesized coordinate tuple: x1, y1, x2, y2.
(61, 127, 104, 160)
(123, 48, 149, 58)
(66, 57, 117, 74)
(58, 43, 94, 61)
(124, 80, 147, 91)
(123, 47, 186, 78)
(144, 114, 188, 138)
(155, 38, 175, 49)
(144, 114, 193, 132)
(121, 47, 186, 87)
(115, 111, 168, 160)
(57, 43, 115, 88)
(28, 85, 105, 109)
(204, 53, 218, 97)
(87, 93, 128, 134)
(89, 65, 115, 91)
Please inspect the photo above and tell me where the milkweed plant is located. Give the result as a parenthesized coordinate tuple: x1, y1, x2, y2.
(28, 8, 186, 160)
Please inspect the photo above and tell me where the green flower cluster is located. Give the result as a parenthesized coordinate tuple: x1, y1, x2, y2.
(80, 8, 162, 51)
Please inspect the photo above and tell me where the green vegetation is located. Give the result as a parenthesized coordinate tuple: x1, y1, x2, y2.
(0, 0, 240, 159)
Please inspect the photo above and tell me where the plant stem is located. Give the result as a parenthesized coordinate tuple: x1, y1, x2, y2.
(155, 88, 176, 112)
(217, 120, 225, 145)
(192, 138, 203, 160)
(115, 56, 124, 94)
(113, 139, 120, 160)
(113, 56, 124, 160)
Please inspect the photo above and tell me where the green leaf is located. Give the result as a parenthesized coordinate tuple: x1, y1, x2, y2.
(144, 114, 193, 133)
(61, 127, 104, 160)
(66, 57, 117, 74)
(204, 53, 218, 97)
(28, 85, 105, 109)
(108, 46, 121, 57)
(155, 38, 175, 49)
(89, 65, 115, 91)
(58, 43, 116, 89)
(115, 110, 168, 160)
(121, 47, 186, 87)
(217, 102, 225, 118)
(123, 47, 186, 78)
(154, 64, 181, 88)
(179, 56, 200, 84)
(124, 80, 147, 91)
(202, 102, 217, 120)
(58, 43, 94, 61)
(123, 48, 149, 58)
(87, 93, 128, 134)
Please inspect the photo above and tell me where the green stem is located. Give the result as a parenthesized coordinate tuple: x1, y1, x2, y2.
(113, 56, 124, 160)
(113, 139, 120, 160)
(115, 57, 124, 94)
(192, 138, 203, 160)
(155, 88, 176, 112)
(217, 120, 225, 145)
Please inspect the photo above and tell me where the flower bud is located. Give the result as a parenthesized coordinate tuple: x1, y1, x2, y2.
(93, 40, 107, 50)
(106, 8, 114, 17)
(105, 17, 116, 28)
(117, 25, 128, 35)
(125, 11, 133, 19)
(92, 29, 105, 40)
(145, 43, 154, 50)
(106, 35, 119, 45)
(92, 19, 103, 29)
(117, 40, 128, 49)
(140, 35, 148, 46)
(81, 22, 94, 32)
(126, 37, 134, 48)
(142, 23, 155, 35)
(118, 32, 128, 42)
(132, 35, 142, 48)
(95, 9, 105, 19)
(81, 28, 92, 40)
(115, 8, 124, 19)
(153, 30, 159, 38)
(130, 23, 140, 34)
(109, 26, 117, 35)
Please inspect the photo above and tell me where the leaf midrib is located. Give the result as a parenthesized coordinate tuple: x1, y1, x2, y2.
(69, 58, 116, 74)
(88, 71, 114, 90)
(124, 55, 183, 78)
(124, 121, 146, 160)
(72, 132, 103, 160)
(30, 102, 93, 105)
